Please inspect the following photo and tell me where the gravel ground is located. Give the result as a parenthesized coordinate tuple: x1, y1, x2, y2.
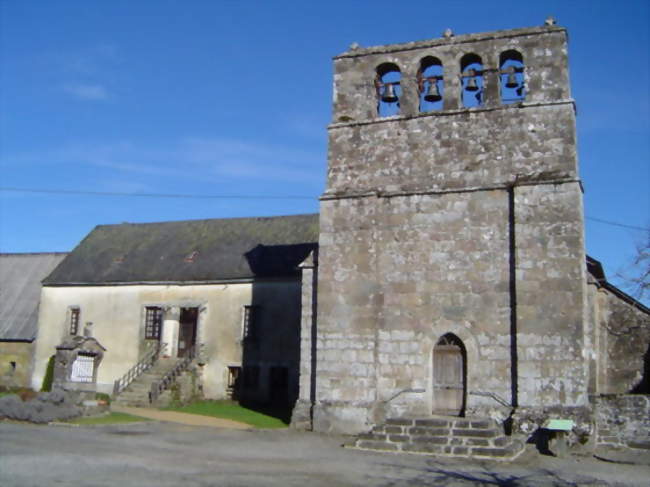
(1, 421, 649, 486)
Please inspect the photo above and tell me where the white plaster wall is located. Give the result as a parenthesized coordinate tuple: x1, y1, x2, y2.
(32, 283, 253, 396)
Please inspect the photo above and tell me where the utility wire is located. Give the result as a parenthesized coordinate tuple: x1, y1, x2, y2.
(585, 217, 648, 232)
(1, 186, 647, 231)
(0, 186, 314, 200)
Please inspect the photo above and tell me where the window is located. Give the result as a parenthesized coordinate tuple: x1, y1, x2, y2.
(243, 365, 260, 389)
(418, 56, 443, 112)
(499, 50, 525, 104)
(460, 53, 484, 108)
(375, 62, 401, 117)
(69, 307, 80, 335)
(242, 305, 260, 342)
(70, 353, 94, 383)
(145, 306, 163, 340)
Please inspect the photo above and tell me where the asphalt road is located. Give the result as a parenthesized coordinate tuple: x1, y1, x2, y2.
(1, 421, 648, 486)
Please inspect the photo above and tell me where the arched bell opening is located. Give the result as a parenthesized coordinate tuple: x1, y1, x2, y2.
(375, 62, 401, 118)
(499, 50, 525, 104)
(418, 56, 443, 113)
(432, 333, 467, 416)
(460, 53, 484, 108)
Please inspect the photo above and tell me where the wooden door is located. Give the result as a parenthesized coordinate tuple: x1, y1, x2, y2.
(178, 307, 198, 358)
(432, 335, 465, 416)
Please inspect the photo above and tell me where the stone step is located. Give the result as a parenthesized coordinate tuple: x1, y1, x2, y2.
(116, 390, 149, 397)
(350, 417, 525, 461)
(121, 384, 159, 393)
(113, 357, 189, 406)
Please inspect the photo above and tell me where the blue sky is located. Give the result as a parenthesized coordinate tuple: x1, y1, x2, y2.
(1, 0, 648, 297)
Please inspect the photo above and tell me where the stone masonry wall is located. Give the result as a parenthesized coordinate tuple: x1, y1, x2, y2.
(327, 104, 577, 197)
(595, 289, 650, 394)
(332, 26, 570, 123)
(514, 182, 588, 407)
(316, 189, 514, 432)
(312, 25, 587, 434)
(0, 341, 34, 389)
(593, 395, 650, 450)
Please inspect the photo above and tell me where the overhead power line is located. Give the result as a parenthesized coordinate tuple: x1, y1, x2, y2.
(1, 186, 647, 232)
(585, 217, 648, 232)
(0, 186, 315, 200)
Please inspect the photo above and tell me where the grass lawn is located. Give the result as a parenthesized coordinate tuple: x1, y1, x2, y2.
(164, 400, 288, 429)
(67, 412, 150, 425)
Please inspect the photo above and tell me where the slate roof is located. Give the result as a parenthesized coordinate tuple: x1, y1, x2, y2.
(0, 253, 68, 340)
(44, 214, 319, 285)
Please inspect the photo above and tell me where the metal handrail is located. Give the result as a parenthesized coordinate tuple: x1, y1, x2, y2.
(149, 343, 199, 404)
(112, 341, 166, 397)
(384, 387, 426, 404)
(469, 390, 511, 408)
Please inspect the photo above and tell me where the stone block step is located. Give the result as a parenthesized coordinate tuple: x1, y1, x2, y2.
(117, 391, 149, 398)
(350, 417, 525, 461)
(113, 356, 192, 406)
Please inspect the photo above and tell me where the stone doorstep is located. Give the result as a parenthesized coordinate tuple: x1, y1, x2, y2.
(356, 440, 400, 452)
(413, 418, 451, 428)
(350, 440, 525, 461)
(627, 441, 650, 450)
(452, 428, 500, 438)
(351, 416, 524, 461)
(385, 418, 415, 427)
(357, 433, 510, 448)
(408, 426, 449, 436)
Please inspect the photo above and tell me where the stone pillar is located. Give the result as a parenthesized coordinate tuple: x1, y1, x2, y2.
(162, 306, 180, 357)
(443, 63, 461, 111)
(483, 56, 500, 108)
(399, 73, 419, 118)
(291, 250, 318, 429)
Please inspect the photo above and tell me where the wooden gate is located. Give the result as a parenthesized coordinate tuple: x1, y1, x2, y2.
(432, 334, 466, 416)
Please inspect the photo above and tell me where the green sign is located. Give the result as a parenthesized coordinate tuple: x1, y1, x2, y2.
(544, 419, 575, 431)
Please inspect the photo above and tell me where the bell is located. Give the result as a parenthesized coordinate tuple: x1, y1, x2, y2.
(423, 80, 442, 102)
(381, 83, 398, 103)
(505, 71, 519, 89)
(465, 76, 479, 92)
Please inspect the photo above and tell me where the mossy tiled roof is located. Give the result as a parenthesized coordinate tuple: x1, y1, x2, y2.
(44, 214, 319, 285)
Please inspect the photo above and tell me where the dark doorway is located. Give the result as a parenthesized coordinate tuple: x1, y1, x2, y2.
(178, 307, 198, 358)
(432, 333, 467, 416)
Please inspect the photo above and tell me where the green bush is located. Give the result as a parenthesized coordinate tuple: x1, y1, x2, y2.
(40, 355, 55, 392)
(95, 392, 111, 404)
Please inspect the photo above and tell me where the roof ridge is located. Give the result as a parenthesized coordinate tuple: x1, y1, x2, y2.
(95, 213, 319, 228)
(0, 252, 69, 256)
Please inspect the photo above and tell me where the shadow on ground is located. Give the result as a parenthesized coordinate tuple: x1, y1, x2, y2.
(375, 462, 607, 487)
(239, 399, 293, 425)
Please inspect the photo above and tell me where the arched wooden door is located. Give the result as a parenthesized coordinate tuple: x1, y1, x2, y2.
(432, 334, 466, 416)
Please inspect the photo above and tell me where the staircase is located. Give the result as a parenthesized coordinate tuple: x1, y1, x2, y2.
(112, 357, 176, 407)
(349, 416, 525, 461)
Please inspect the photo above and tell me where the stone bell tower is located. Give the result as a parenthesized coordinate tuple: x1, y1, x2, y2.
(304, 22, 589, 434)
